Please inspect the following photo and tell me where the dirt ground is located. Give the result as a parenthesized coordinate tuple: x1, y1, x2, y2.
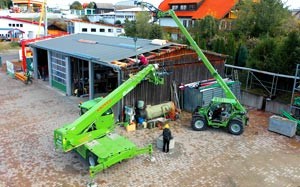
(0, 67, 300, 187)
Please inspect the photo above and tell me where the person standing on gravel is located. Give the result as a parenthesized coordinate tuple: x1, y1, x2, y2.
(162, 124, 172, 153)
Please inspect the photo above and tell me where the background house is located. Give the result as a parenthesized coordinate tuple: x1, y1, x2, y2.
(67, 20, 124, 36)
(94, 3, 115, 14)
(0, 16, 45, 40)
(158, 0, 238, 40)
(87, 6, 149, 24)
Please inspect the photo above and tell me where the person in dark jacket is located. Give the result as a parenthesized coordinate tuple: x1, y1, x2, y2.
(162, 124, 172, 153)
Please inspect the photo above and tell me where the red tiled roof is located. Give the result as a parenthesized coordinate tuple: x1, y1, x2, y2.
(159, 0, 237, 19)
(0, 16, 44, 26)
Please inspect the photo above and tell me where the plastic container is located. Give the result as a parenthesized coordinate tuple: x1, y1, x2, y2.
(138, 117, 145, 124)
(137, 100, 145, 109)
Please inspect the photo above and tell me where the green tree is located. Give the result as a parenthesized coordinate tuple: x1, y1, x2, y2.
(234, 0, 290, 38)
(136, 12, 151, 38)
(87, 2, 95, 9)
(225, 33, 237, 64)
(248, 36, 279, 71)
(149, 24, 163, 39)
(212, 37, 225, 54)
(115, 20, 121, 25)
(124, 18, 136, 37)
(276, 31, 300, 75)
(235, 44, 248, 67)
(0, 0, 12, 9)
(189, 16, 218, 50)
(70, 1, 83, 10)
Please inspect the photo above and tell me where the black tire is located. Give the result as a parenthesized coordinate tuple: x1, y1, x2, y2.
(191, 116, 207, 131)
(87, 152, 98, 166)
(228, 119, 244, 135)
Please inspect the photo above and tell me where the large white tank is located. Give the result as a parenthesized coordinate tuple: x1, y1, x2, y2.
(145, 101, 174, 119)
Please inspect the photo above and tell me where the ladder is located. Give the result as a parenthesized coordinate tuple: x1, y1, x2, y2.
(290, 64, 300, 113)
(233, 69, 239, 81)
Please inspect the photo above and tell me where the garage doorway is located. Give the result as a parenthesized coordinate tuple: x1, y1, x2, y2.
(70, 57, 118, 97)
(36, 48, 48, 81)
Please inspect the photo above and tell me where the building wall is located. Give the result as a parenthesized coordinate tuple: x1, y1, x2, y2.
(87, 12, 137, 24)
(71, 21, 124, 37)
(0, 18, 45, 39)
(123, 48, 226, 107)
(160, 17, 193, 28)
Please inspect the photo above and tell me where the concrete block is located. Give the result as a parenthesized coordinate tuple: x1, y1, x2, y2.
(268, 115, 297, 137)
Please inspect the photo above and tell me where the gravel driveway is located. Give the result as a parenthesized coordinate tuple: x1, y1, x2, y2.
(0, 68, 299, 187)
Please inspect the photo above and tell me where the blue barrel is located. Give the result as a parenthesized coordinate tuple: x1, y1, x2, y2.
(138, 117, 145, 124)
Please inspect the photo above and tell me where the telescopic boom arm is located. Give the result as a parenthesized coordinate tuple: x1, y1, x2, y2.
(54, 64, 163, 152)
(134, 1, 246, 113)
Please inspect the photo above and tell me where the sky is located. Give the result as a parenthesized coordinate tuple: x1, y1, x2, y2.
(47, 0, 300, 9)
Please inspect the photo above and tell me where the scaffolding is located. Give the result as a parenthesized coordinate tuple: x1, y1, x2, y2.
(225, 64, 299, 100)
(290, 64, 300, 115)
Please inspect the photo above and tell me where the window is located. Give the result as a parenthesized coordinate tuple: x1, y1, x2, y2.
(172, 5, 178, 10)
(20, 24, 23, 27)
(180, 5, 187, 10)
(91, 28, 96, 32)
(12, 24, 15, 27)
(116, 29, 122, 33)
(51, 52, 67, 85)
(82, 28, 87, 32)
(188, 4, 196, 10)
(100, 28, 105, 32)
(16, 24, 19, 27)
(108, 29, 113, 33)
(8, 23, 11, 27)
(183, 20, 188, 27)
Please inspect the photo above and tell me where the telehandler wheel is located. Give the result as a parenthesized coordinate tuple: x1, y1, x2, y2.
(228, 119, 244, 135)
(191, 117, 207, 131)
(87, 152, 98, 166)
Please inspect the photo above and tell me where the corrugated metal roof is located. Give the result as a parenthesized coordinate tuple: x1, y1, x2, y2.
(30, 33, 173, 64)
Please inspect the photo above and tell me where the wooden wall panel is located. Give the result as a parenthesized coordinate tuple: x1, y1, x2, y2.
(122, 48, 226, 107)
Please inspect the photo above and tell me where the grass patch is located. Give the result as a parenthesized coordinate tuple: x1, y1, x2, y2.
(0, 42, 20, 52)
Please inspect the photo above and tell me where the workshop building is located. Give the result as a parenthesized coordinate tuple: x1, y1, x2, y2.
(30, 33, 227, 116)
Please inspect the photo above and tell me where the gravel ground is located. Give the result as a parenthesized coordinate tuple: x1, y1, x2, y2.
(0, 68, 300, 187)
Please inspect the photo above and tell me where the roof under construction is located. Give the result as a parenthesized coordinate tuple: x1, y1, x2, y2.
(30, 33, 180, 67)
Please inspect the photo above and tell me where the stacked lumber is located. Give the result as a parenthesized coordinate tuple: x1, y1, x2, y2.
(15, 72, 27, 82)
(111, 61, 128, 68)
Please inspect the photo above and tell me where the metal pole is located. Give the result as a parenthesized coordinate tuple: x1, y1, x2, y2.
(44, 1, 48, 36)
(134, 37, 137, 63)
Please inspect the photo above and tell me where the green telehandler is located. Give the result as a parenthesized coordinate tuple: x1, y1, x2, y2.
(54, 64, 164, 176)
(135, 1, 248, 135)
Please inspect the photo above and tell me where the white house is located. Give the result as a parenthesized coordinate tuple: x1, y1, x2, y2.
(87, 7, 149, 24)
(67, 20, 124, 37)
(0, 16, 46, 40)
